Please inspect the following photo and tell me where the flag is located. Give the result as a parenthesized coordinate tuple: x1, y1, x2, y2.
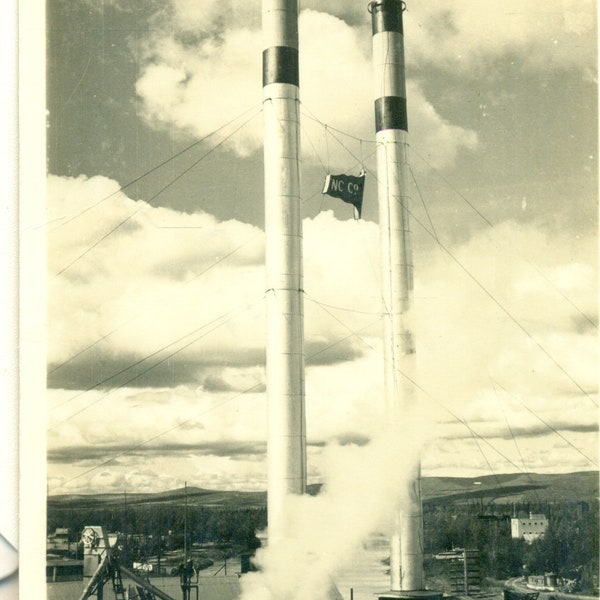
(322, 172, 365, 219)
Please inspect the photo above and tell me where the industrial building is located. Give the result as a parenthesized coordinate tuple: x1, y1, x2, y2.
(510, 513, 548, 542)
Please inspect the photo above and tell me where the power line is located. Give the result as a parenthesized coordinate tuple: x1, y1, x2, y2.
(305, 297, 381, 316)
(48, 109, 598, 490)
(48, 380, 266, 493)
(188, 231, 263, 283)
(298, 114, 596, 334)
(411, 148, 493, 228)
(356, 157, 596, 407)
(49, 230, 264, 375)
(496, 384, 543, 504)
(53, 106, 263, 277)
(409, 164, 439, 243)
(299, 120, 328, 173)
(408, 203, 598, 408)
(490, 378, 598, 467)
(306, 291, 534, 474)
(49, 291, 597, 492)
(410, 147, 597, 331)
(297, 111, 378, 218)
(48, 296, 261, 423)
(301, 105, 376, 145)
(301, 116, 598, 459)
(468, 429, 505, 491)
(48, 314, 383, 492)
(50, 103, 262, 231)
(48, 326, 120, 376)
(299, 112, 597, 464)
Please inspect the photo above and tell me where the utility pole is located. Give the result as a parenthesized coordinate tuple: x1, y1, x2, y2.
(184, 481, 188, 560)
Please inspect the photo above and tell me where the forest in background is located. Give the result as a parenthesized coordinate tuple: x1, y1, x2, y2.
(47, 474, 599, 593)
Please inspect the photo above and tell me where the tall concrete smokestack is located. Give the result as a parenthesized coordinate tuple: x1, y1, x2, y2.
(369, 2, 438, 597)
(262, 0, 306, 545)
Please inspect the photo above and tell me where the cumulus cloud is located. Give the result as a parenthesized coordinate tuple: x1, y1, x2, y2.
(405, 0, 596, 73)
(47, 379, 270, 492)
(47, 174, 266, 372)
(423, 427, 598, 477)
(146, 0, 596, 74)
(413, 220, 597, 412)
(135, 7, 478, 168)
(47, 177, 386, 386)
(45, 0, 597, 498)
(136, 27, 264, 155)
(46, 175, 389, 492)
(405, 219, 598, 475)
(47, 171, 597, 493)
(133, 0, 595, 175)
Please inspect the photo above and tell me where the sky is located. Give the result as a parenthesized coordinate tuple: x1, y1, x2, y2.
(45, 0, 598, 496)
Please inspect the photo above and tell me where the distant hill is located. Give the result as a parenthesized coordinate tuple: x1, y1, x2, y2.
(47, 471, 598, 511)
(421, 471, 599, 504)
(48, 486, 268, 510)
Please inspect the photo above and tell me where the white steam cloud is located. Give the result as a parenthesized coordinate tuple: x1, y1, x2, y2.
(240, 417, 430, 600)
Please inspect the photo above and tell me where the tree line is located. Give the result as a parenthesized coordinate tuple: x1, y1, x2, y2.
(423, 500, 598, 593)
(48, 503, 266, 562)
(48, 498, 598, 591)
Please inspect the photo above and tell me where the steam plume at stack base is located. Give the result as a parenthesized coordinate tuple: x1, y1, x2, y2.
(240, 415, 435, 600)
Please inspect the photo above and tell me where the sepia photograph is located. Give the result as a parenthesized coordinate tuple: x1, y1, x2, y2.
(18, 0, 600, 599)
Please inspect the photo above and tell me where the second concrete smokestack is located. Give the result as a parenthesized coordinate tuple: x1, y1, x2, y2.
(369, 0, 431, 595)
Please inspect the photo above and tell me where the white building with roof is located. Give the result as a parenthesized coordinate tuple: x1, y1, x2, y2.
(511, 513, 548, 542)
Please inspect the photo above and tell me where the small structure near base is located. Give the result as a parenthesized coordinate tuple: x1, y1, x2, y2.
(78, 525, 175, 600)
(435, 548, 481, 595)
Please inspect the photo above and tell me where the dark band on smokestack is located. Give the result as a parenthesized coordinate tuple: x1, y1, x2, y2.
(370, 0, 404, 35)
(375, 97, 407, 133)
(263, 46, 299, 87)
(370, 0, 408, 133)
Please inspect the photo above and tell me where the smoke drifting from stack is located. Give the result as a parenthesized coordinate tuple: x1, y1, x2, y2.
(240, 409, 433, 600)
